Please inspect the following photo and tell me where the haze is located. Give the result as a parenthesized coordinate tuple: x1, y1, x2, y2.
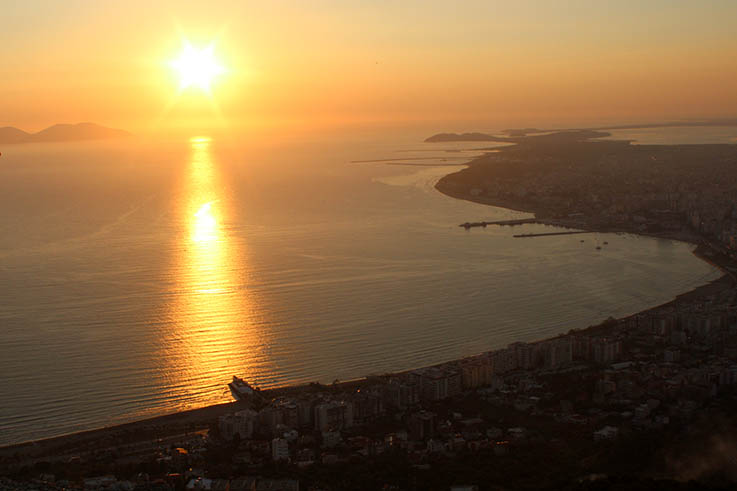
(3, 0, 737, 135)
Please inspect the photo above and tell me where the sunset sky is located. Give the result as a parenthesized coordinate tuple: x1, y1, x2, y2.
(3, 0, 737, 133)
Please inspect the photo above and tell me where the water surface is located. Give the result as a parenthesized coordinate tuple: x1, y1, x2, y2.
(0, 128, 728, 445)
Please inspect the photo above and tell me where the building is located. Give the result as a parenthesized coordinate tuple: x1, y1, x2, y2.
(543, 338, 572, 369)
(271, 438, 290, 462)
(408, 410, 436, 441)
(490, 348, 517, 374)
(219, 409, 258, 441)
(351, 392, 384, 424)
(414, 367, 462, 401)
(461, 359, 492, 389)
(314, 401, 353, 431)
(510, 342, 534, 370)
(592, 338, 622, 364)
(664, 347, 681, 363)
(321, 430, 342, 448)
(593, 426, 619, 441)
(382, 378, 420, 409)
(256, 478, 299, 491)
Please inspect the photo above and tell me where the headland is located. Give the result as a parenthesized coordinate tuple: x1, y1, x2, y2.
(435, 129, 737, 248)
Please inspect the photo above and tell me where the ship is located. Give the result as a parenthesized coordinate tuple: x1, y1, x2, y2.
(228, 376, 259, 401)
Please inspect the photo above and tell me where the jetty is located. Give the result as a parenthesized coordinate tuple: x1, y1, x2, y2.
(513, 231, 591, 238)
(459, 218, 539, 229)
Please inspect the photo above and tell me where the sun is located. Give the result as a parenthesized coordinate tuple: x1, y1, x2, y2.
(170, 42, 225, 92)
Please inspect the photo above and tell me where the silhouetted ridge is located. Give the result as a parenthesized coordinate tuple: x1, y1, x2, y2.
(0, 127, 31, 144)
(0, 122, 130, 144)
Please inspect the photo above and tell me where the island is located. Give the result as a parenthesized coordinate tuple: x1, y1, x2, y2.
(0, 122, 130, 144)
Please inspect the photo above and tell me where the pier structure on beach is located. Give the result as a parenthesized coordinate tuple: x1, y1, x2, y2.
(459, 218, 539, 229)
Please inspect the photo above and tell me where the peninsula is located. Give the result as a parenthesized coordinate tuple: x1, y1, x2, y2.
(435, 130, 737, 249)
(426, 119, 737, 143)
(425, 129, 609, 143)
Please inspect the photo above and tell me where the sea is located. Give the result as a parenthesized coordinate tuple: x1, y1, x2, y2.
(0, 125, 733, 446)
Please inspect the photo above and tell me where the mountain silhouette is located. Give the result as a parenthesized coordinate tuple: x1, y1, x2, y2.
(0, 122, 129, 144)
(0, 127, 31, 144)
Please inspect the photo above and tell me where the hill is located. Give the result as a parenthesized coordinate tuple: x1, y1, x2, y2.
(0, 127, 31, 144)
(0, 123, 130, 144)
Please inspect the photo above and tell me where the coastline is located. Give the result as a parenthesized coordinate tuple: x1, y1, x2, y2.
(3, 267, 730, 459)
(431, 165, 734, 333)
(435, 172, 706, 246)
(2, 144, 735, 458)
(433, 153, 735, 315)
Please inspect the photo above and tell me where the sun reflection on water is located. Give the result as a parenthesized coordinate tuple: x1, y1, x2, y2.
(161, 136, 269, 413)
(192, 201, 218, 244)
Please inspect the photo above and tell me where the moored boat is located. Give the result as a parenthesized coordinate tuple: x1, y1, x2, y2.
(228, 376, 258, 401)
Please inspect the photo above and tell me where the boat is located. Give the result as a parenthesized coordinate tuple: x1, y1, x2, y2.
(596, 246, 601, 250)
(603, 241, 609, 245)
(228, 376, 258, 401)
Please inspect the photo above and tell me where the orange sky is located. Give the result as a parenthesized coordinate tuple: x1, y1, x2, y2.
(3, 1, 737, 133)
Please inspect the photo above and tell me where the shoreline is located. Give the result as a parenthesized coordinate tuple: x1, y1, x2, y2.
(2, 145, 734, 457)
(433, 155, 735, 312)
(436, 178, 706, 246)
(3, 266, 729, 456)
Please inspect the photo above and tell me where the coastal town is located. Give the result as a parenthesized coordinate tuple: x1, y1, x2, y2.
(436, 131, 737, 250)
(3, 131, 737, 490)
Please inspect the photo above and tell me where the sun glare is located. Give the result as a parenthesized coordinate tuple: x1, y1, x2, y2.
(170, 42, 225, 92)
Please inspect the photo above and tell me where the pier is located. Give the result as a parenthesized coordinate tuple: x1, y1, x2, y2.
(513, 231, 590, 238)
(459, 218, 539, 229)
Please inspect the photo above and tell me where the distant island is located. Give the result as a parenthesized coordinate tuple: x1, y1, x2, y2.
(0, 122, 130, 144)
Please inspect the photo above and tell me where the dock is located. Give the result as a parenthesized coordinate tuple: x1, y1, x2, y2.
(513, 231, 591, 238)
(459, 218, 539, 229)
